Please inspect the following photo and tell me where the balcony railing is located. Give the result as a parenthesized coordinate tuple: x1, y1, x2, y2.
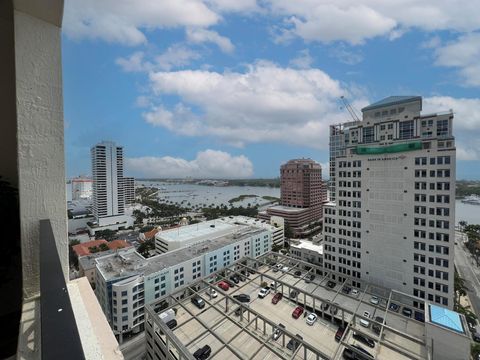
(39, 219, 85, 359)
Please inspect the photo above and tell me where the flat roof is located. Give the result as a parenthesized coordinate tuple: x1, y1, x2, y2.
(291, 240, 323, 254)
(146, 253, 431, 360)
(266, 205, 309, 213)
(156, 219, 238, 243)
(428, 304, 465, 334)
(96, 227, 266, 280)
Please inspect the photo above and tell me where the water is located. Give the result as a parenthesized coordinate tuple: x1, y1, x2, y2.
(138, 181, 280, 209)
(455, 200, 480, 225)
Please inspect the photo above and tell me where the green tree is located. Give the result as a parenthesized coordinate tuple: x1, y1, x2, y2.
(284, 224, 294, 239)
(69, 239, 80, 269)
(98, 243, 110, 252)
(95, 229, 117, 241)
(454, 271, 468, 310)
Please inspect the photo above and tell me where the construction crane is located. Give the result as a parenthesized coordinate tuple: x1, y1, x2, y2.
(340, 95, 361, 122)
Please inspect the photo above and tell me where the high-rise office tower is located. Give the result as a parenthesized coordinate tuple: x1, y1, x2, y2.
(259, 159, 327, 237)
(323, 96, 455, 309)
(91, 141, 126, 226)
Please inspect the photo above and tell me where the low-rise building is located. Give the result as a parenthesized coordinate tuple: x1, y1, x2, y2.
(95, 224, 272, 342)
(221, 215, 285, 248)
(289, 239, 323, 269)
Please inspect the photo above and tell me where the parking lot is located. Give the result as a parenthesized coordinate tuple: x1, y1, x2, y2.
(147, 255, 430, 360)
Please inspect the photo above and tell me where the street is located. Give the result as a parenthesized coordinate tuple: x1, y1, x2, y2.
(454, 231, 480, 325)
(120, 332, 146, 360)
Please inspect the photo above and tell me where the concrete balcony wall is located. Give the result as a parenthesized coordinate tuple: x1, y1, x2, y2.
(13, 0, 68, 298)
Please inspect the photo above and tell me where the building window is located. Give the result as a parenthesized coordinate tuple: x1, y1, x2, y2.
(399, 120, 414, 139)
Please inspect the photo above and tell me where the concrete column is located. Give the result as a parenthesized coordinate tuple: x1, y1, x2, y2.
(14, 0, 67, 298)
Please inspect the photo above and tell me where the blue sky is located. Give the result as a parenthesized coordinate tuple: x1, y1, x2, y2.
(63, 0, 480, 179)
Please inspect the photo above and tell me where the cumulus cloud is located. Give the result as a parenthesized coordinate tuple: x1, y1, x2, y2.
(116, 52, 152, 72)
(424, 96, 480, 130)
(434, 33, 480, 87)
(126, 149, 254, 178)
(145, 61, 365, 148)
(329, 45, 363, 65)
(156, 45, 201, 70)
(289, 49, 314, 69)
(63, 0, 219, 45)
(266, 1, 480, 44)
(186, 28, 235, 53)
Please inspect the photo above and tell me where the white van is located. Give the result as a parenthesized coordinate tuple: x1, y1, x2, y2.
(159, 309, 175, 324)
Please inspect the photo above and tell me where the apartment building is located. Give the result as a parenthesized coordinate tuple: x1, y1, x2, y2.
(95, 225, 272, 342)
(323, 96, 455, 309)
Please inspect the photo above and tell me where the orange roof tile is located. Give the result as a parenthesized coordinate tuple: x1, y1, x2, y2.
(72, 239, 108, 257)
(108, 239, 132, 250)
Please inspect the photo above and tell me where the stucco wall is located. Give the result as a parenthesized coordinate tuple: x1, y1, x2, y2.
(15, 9, 67, 297)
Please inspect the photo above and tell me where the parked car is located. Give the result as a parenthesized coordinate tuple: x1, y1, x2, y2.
(402, 307, 412, 318)
(294, 270, 302, 277)
(208, 288, 218, 298)
(272, 323, 285, 341)
(292, 306, 304, 319)
(166, 319, 177, 329)
(353, 332, 375, 348)
(191, 296, 206, 309)
(272, 292, 283, 304)
(335, 326, 345, 342)
(281, 266, 290, 273)
(290, 290, 298, 298)
(342, 286, 352, 294)
(287, 334, 303, 351)
(193, 345, 211, 360)
(218, 281, 229, 291)
(370, 296, 379, 305)
(351, 289, 359, 297)
(388, 302, 399, 312)
(473, 332, 480, 343)
(258, 287, 270, 298)
(372, 324, 381, 335)
(343, 344, 374, 360)
(360, 311, 370, 327)
(233, 294, 250, 303)
(225, 279, 236, 288)
(305, 274, 315, 283)
(327, 281, 336, 289)
(321, 303, 330, 312)
(306, 313, 318, 325)
(270, 281, 277, 290)
(230, 275, 240, 284)
(330, 303, 339, 315)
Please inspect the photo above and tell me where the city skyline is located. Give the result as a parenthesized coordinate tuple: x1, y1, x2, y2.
(63, 1, 480, 180)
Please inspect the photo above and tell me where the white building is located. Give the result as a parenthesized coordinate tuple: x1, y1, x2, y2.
(324, 96, 455, 309)
(123, 176, 135, 205)
(95, 225, 271, 342)
(221, 215, 285, 247)
(71, 177, 93, 200)
(91, 141, 131, 230)
(289, 240, 323, 270)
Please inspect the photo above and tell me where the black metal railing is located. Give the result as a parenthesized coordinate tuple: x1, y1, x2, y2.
(40, 219, 85, 359)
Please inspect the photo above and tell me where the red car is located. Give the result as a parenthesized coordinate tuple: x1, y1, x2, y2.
(272, 292, 283, 304)
(218, 281, 229, 291)
(292, 306, 304, 319)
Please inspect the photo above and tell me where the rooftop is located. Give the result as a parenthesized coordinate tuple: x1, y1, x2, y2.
(146, 252, 436, 360)
(361, 96, 421, 112)
(428, 304, 465, 334)
(290, 240, 323, 254)
(96, 227, 267, 280)
(155, 219, 238, 244)
(266, 205, 310, 214)
(73, 239, 108, 257)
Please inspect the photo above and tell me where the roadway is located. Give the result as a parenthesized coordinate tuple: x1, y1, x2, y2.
(120, 332, 146, 360)
(454, 231, 480, 326)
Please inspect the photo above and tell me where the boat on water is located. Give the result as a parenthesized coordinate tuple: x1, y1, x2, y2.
(461, 195, 480, 205)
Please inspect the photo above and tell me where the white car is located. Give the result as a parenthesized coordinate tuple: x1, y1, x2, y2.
(370, 296, 379, 305)
(208, 289, 218, 298)
(360, 311, 370, 327)
(258, 287, 271, 298)
(351, 289, 359, 297)
(306, 313, 318, 326)
(281, 266, 289, 273)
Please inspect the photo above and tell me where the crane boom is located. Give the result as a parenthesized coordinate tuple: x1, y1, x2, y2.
(340, 96, 361, 122)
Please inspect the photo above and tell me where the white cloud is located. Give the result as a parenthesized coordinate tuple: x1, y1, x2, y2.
(186, 28, 235, 53)
(145, 61, 364, 148)
(63, 0, 219, 45)
(329, 45, 363, 65)
(116, 52, 152, 72)
(126, 149, 254, 178)
(266, 1, 480, 44)
(289, 49, 314, 69)
(434, 33, 480, 86)
(156, 44, 201, 70)
(457, 146, 480, 161)
(424, 96, 480, 130)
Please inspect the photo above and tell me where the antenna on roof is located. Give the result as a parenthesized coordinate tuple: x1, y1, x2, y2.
(340, 96, 361, 122)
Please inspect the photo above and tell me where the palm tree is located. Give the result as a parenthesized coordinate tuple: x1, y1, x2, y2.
(454, 271, 468, 310)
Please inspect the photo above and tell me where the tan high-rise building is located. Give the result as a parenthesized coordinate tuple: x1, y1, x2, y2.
(259, 159, 327, 237)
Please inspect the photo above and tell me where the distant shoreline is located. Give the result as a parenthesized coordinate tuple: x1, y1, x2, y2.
(137, 178, 281, 188)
